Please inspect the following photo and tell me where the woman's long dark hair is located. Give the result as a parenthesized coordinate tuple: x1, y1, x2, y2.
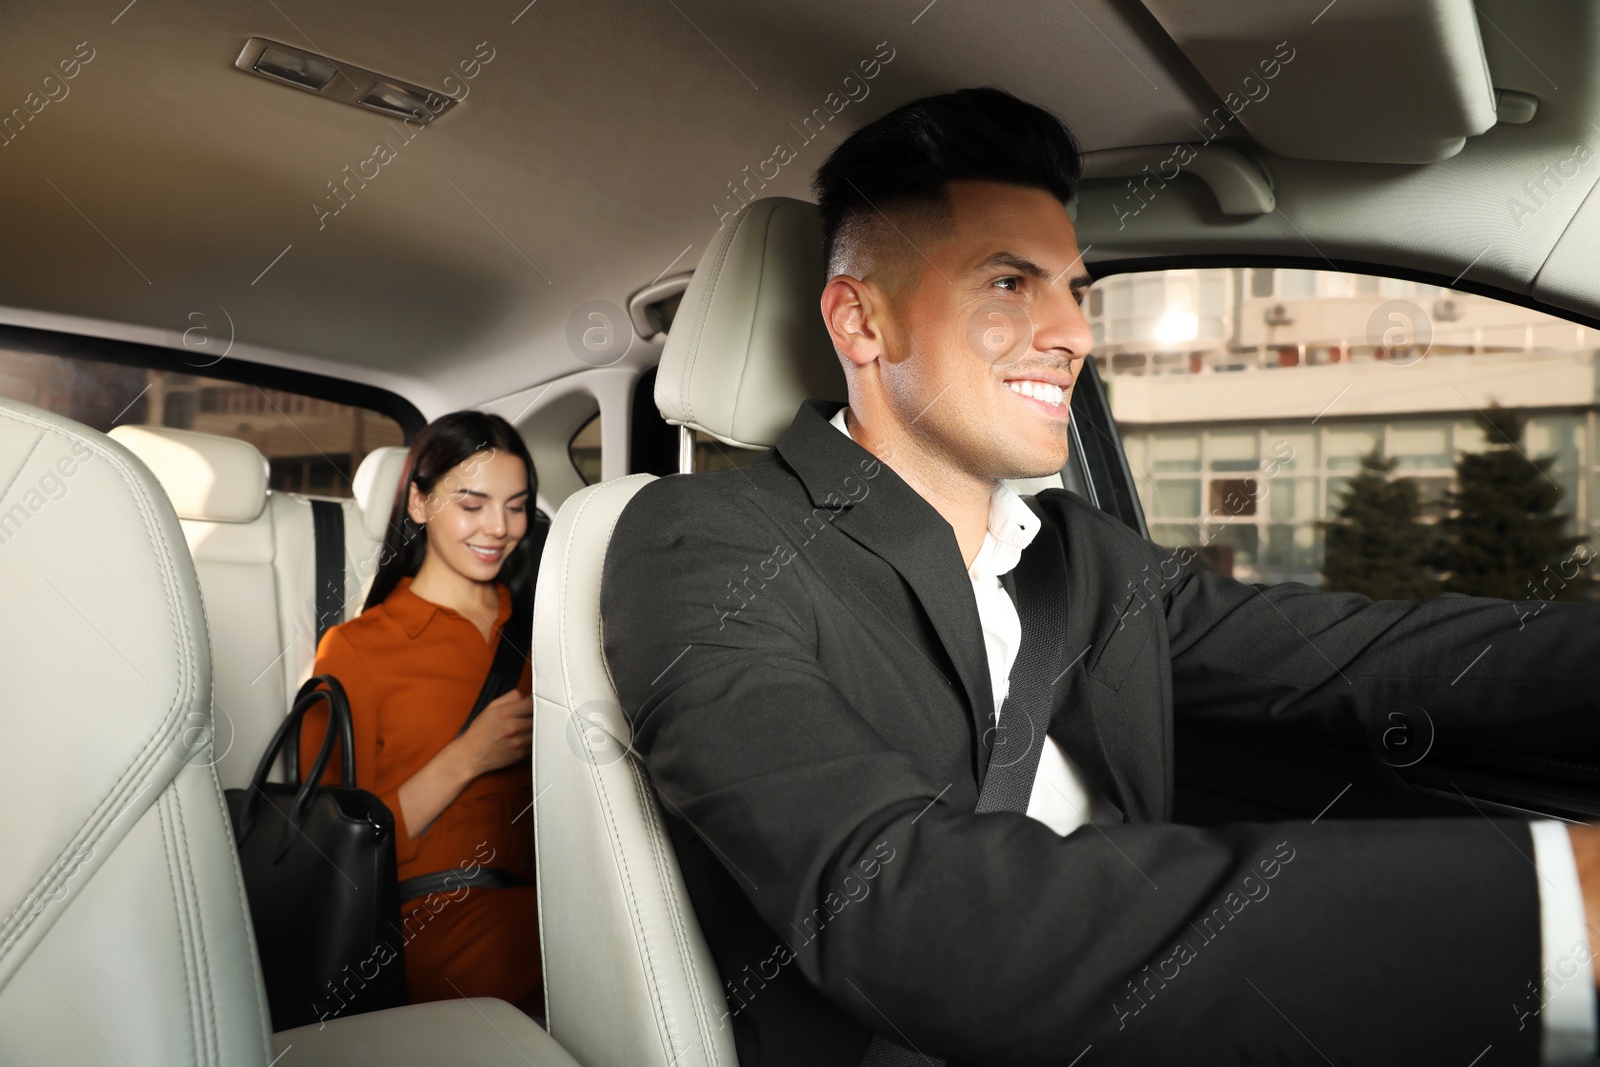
(364, 411, 540, 626)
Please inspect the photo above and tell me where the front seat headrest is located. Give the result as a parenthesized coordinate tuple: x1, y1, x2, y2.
(655, 197, 846, 450)
(107, 425, 268, 523)
(352, 445, 409, 541)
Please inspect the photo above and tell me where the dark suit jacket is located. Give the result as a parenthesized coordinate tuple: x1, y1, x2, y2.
(600, 398, 1600, 1066)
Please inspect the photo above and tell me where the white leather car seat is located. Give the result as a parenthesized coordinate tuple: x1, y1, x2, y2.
(532, 198, 837, 1067)
(534, 197, 837, 1067)
(351, 445, 409, 561)
(0, 397, 276, 1065)
(0, 397, 581, 1066)
(105, 427, 403, 789)
(534, 196, 1072, 1066)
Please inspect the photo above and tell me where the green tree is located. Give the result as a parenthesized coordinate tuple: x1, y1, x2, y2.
(1434, 404, 1590, 601)
(1321, 449, 1439, 600)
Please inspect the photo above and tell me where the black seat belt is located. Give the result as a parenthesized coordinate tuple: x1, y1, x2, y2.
(396, 611, 534, 903)
(858, 499, 1067, 1067)
(309, 499, 344, 648)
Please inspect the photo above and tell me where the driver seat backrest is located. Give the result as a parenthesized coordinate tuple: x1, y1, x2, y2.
(534, 197, 845, 1067)
(0, 397, 274, 1065)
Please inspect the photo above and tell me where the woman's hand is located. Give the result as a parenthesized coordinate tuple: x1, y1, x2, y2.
(455, 689, 534, 776)
(396, 689, 532, 840)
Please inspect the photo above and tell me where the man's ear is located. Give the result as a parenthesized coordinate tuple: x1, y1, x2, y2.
(821, 274, 888, 369)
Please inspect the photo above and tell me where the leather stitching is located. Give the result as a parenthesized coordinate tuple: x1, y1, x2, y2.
(171, 782, 219, 1066)
(202, 757, 274, 1051)
(719, 205, 775, 453)
(677, 205, 748, 424)
(158, 794, 205, 1065)
(531, 687, 551, 1024)
(630, 755, 724, 1066)
(587, 719, 678, 1062)
(0, 430, 45, 502)
(0, 409, 198, 982)
(554, 479, 683, 1063)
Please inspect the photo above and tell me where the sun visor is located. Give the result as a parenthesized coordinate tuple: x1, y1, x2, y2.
(1141, 0, 1497, 164)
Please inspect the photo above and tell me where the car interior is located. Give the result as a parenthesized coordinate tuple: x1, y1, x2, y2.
(4, 0, 1600, 1064)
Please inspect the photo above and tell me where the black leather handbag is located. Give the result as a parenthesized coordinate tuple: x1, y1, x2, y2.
(225, 676, 407, 1031)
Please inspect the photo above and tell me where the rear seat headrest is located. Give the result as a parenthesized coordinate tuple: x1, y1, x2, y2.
(353, 445, 409, 542)
(108, 425, 269, 523)
(655, 197, 846, 450)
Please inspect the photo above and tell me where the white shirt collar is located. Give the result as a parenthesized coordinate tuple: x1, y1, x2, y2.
(828, 406, 1041, 582)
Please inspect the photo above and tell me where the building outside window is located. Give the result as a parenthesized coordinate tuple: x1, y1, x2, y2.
(1095, 267, 1600, 587)
(0, 349, 404, 498)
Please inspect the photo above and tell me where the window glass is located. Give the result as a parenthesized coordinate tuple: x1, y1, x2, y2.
(1096, 265, 1600, 587)
(1150, 479, 1200, 518)
(1279, 270, 1317, 298)
(694, 430, 762, 472)
(1209, 430, 1259, 471)
(1148, 522, 1197, 549)
(1210, 524, 1259, 570)
(1122, 434, 1148, 481)
(1265, 428, 1317, 471)
(1150, 431, 1200, 472)
(1266, 477, 1319, 522)
(1319, 273, 1353, 299)
(0, 348, 403, 497)
(1209, 478, 1258, 517)
(1199, 274, 1226, 316)
(569, 412, 602, 485)
(1528, 415, 1582, 475)
(1455, 418, 1488, 455)
(1324, 426, 1381, 471)
(1389, 422, 1452, 470)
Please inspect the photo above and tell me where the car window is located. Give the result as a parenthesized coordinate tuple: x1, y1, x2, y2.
(569, 412, 602, 484)
(692, 431, 761, 473)
(1094, 267, 1598, 593)
(0, 346, 404, 498)
(574, 403, 761, 486)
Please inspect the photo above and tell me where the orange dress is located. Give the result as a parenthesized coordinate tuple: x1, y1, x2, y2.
(298, 575, 542, 1016)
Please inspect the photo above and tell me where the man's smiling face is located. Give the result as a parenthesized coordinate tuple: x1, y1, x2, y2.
(874, 179, 1094, 482)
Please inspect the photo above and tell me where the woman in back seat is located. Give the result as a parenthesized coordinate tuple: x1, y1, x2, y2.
(298, 410, 543, 1018)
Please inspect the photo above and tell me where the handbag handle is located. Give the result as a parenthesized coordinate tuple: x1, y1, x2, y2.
(281, 675, 355, 786)
(234, 676, 355, 851)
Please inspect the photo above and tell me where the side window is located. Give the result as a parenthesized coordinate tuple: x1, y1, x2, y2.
(574, 387, 761, 486)
(1094, 267, 1600, 595)
(569, 413, 602, 484)
(693, 430, 761, 472)
(0, 348, 404, 498)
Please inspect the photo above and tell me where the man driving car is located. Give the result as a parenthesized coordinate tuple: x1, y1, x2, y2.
(602, 87, 1600, 1065)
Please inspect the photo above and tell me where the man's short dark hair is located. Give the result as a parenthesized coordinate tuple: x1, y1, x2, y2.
(812, 86, 1083, 281)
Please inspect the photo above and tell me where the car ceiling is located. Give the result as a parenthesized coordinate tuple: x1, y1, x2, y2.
(0, 0, 1594, 417)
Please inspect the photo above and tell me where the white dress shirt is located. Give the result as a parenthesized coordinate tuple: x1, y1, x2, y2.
(830, 406, 1595, 1062)
(830, 407, 1119, 834)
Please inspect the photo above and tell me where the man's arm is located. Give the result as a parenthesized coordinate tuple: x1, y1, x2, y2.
(1110, 503, 1600, 1064)
(1153, 551, 1600, 756)
(603, 478, 1550, 1064)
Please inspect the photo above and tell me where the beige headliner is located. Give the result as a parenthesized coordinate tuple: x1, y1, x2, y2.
(0, 0, 1595, 420)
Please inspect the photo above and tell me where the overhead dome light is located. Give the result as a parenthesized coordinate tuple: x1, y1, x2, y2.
(252, 44, 337, 91)
(234, 37, 457, 123)
(359, 81, 449, 120)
